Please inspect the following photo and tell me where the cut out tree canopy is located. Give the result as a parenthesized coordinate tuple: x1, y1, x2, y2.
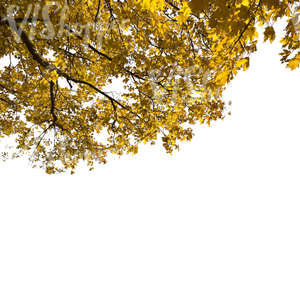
(0, 0, 299, 173)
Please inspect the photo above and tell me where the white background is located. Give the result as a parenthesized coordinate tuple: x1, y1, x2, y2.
(0, 31, 300, 299)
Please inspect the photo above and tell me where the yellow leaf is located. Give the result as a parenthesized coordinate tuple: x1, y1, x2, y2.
(216, 71, 230, 85)
(287, 58, 300, 70)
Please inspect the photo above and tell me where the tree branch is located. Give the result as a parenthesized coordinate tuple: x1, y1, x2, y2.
(49, 81, 58, 123)
(94, 0, 102, 23)
(9, 22, 136, 114)
(2, 16, 170, 93)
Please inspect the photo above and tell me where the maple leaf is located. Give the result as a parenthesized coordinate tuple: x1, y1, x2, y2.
(0, 0, 299, 173)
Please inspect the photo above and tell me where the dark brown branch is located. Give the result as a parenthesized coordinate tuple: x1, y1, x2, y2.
(94, 0, 102, 23)
(34, 124, 53, 152)
(9, 22, 137, 115)
(164, 0, 180, 11)
(2, 16, 170, 93)
(229, 0, 262, 54)
(0, 97, 15, 106)
(49, 81, 58, 123)
(63, 25, 113, 61)
(0, 16, 113, 61)
(13, 22, 50, 69)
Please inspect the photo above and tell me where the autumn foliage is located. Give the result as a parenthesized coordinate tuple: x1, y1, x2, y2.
(0, 0, 299, 173)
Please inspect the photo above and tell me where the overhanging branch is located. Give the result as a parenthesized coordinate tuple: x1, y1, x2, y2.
(8, 22, 136, 114)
